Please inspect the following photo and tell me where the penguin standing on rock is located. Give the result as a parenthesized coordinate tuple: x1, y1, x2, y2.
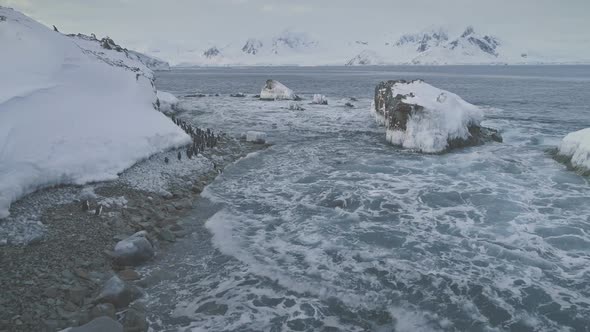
(82, 200, 90, 211)
(95, 204, 103, 216)
(177, 151, 182, 161)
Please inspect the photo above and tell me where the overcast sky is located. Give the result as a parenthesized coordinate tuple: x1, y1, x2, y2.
(3, 0, 590, 60)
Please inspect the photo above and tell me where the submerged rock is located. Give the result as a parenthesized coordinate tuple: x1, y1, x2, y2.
(260, 80, 298, 101)
(373, 79, 501, 153)
(113, 231, 154, 266)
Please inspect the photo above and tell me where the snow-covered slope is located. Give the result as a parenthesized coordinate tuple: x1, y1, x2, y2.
(557, 128, 590, 174)
(128, 50, 170, 71)
(0, 7, 190, 218)
(66, 33, 171, 71)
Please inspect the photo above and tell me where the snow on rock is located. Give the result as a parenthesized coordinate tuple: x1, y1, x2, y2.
(312, 94, 328, 105)
(557, 128, 590, 174)
(157, 91, 179, 113)
(373, 80, 501, 153)
(246, 131, 267, 144)
(0, 7, 190, 219)
(260, 79, 298, 100)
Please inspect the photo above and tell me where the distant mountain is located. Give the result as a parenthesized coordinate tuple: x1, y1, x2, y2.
(169, 26, 583, 66)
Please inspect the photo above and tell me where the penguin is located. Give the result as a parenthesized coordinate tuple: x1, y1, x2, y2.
(177, 151, 182, 161)
(95, 204, 103, 216)
(82, 200, 90, 211)
(53, 25, 59, 32)
(164, 157, 169, 164)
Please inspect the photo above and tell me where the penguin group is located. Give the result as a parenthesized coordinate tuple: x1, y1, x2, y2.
(169, 116, 222, 162)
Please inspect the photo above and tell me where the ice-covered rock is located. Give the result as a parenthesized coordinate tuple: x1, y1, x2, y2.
(246, 131, 267, 144)
(94, 275, 142, 308)
(311, 94, 328, 105)
(288, 102, 305, 111)
(260, 80, 298, 100)
(557, 128, 590, 174)
(0, 8, 190, 219)
(113, 231, 154, 265)
(156, 91, 179, 113)
(373, 80, 501, 153)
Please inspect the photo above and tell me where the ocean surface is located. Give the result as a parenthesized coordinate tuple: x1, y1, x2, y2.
(149, 66, 590, 332)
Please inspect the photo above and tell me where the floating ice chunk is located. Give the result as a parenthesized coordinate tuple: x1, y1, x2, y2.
(557, 128, 590, 174)
(260, 80, 297, 100)
(246, 131, 267, 144)
(156, 90, 179, 113)
(311, 94, 328, 105)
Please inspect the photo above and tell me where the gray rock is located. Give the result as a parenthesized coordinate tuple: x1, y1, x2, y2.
(62, 316, 123, 332)
(67, 287, 87, 306)
(156, 228, 176, 242)
(123, 307, 149, 332)
(94, 276, 142, 308)
(90, 303, 116, 320)
(113, 231, 154, 266)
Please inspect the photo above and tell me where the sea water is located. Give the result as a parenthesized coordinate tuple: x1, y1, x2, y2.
(146, 66, 590, 331)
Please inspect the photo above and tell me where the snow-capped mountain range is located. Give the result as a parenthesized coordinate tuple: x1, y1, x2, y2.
(161, 26, 583, 67)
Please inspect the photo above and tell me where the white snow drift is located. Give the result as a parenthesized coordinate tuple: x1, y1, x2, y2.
(379, 81, 483, 153)
(0, 7, 190, 218)
(557, 128, 590, 173)
(157, 91, 179, 113)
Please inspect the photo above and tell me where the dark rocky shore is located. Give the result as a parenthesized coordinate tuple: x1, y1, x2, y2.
(0, 136, 267, 332)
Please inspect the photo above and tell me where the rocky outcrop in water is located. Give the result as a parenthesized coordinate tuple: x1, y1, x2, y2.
(374, 80, 502, 152)
(260, 79, 299, 100)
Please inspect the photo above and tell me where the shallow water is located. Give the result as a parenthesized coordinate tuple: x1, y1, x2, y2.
(148, 66, 590, 331)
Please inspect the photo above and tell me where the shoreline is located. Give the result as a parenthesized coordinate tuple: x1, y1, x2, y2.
(0, 134, 267, 332)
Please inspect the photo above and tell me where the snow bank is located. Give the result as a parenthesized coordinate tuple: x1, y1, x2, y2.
(157, 91, 179, 113)
(376, 80, 484, 153)
(260, 80, 297, 100)
(557, 128, 590, 173)
(0, 8, 190, 218)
